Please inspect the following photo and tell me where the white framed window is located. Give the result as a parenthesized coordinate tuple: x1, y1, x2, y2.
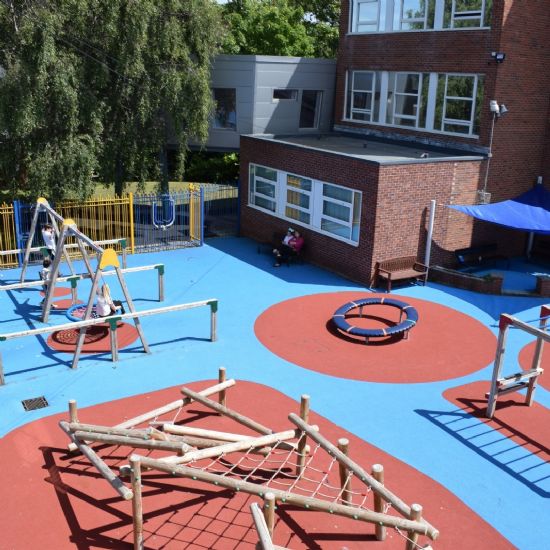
(436, 74, 478, 134)
(320, 184, 362, 242)
(449, 0, 485, 28)
(387, 72, 422, 127)
(399, 0, 427, 30)
(212, 88, 237, 130)
(349, 0, 491, 33)
(352, 0, 381, 32)
(299, 90, 322, 129)
(346, 71, 377, 122)
(344, 69, 483, 137)
(248, 164, 362, 245)
(249, 164, 278, 213)
(285, 174, 312, 225)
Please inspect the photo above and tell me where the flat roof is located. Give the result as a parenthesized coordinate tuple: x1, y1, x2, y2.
(247, 133, 485, 165)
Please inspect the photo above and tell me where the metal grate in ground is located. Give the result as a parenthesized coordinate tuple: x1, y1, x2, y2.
(21, 396, 49, 411)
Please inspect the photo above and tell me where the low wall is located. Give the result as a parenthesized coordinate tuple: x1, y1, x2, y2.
(429, 266, 504, 294)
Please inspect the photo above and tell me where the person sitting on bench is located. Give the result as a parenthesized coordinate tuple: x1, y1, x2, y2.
(274, 230, 304, 267)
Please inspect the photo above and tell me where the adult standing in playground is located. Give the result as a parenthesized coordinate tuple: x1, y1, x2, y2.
(41, 224, 56, 259)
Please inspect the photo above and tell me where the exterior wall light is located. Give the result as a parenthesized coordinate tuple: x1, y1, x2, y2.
(491, 51, 506, 63)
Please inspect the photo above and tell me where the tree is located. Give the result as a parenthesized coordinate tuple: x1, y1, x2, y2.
(221, 0, 340, 59)
(0, 0, 224, 200)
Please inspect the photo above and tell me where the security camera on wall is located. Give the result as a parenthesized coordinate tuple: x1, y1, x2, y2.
(489, 100, 499, 113)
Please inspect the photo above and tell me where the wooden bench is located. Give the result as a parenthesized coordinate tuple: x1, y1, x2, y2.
(454, 243, 507, 270)
(374, 256, 428, 292)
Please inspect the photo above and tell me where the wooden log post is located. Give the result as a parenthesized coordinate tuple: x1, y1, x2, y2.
(108, 317, 120, 362)
(59, 421, 133, 500)
(179, 386, 272, 435)
(69, 399, 78, 423)
(406, 503, 423, 550)
(337, 438, 351, 504)
(130, 456, 144, 550)
(263, 492, 276, 538)
(161, 428, 299, 464)
(372, 464, 386, 541)
(73, 430, 193, 454)
(156, 265, 165, 302)
(296, 394, 310, 476)
(218, 367, 227, 407)
(250, 502, 274, 550)
(210, 300, 218, 342)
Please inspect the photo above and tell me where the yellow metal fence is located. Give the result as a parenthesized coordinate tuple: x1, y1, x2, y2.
(0, 188, 207, 268)
(56, 195, 133, 256)
(0, 203, 18, 268)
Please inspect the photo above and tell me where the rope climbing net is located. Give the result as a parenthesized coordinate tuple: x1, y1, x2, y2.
(59, 369, 438, 549)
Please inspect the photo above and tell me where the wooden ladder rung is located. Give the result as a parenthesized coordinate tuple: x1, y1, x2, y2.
(497, 369, 542, 389)
(486, 382, 530, 399)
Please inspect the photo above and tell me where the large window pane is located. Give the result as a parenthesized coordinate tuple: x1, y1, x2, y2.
(255, 196, 276, 212)
(323, 184, 353, 203)
(321, 218, 350, 239)
(287, 190, 310, 209)
(256, 180, 276, 198)
(255, 166, 277, 181)
(287, 174, 312, 191)
(286, 206, 310, 224)
(323, 201, 351, 222)
(213, 88, 236, 130)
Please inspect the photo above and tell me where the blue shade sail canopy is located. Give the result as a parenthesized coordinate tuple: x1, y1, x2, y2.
(449, 186, 550, 234)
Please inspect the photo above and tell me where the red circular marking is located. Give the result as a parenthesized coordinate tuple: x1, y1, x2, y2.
(47, 322, 139, 354)
(519, 341, 550, 391)
(40, 287, 71, 297)
(255, 292, 496, 383)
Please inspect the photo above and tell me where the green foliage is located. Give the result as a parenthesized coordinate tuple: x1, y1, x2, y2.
(221, 0, 339, 58)
(184, 151, 239, 183)
(0, 0, 224, 201)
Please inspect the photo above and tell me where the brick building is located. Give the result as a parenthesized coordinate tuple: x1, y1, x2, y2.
(239, 0, 550, 286)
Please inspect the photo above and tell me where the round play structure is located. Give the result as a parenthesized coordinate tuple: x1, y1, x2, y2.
(332, 297, 418, 343)
(66, 303, 98, 321)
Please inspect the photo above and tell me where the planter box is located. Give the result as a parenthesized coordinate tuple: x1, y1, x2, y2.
(429, 266, 504, 294)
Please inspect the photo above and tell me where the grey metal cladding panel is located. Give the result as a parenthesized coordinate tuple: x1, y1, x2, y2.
(205, 131, 241, 149)
(211, 71, 255, 88)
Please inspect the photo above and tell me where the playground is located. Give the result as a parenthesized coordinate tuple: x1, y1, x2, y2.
(1, 229, 550, 548)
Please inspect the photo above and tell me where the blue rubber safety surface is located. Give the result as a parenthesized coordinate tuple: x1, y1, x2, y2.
(1, 237, 549, 549)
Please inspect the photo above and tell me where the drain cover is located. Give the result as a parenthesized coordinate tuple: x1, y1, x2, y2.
(22, 396, 49, 411)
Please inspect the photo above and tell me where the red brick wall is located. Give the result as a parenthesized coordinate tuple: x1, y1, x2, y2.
(240, 136, 380, 285)
(336, 0, 550, 206)
(240, 136, 504, 285)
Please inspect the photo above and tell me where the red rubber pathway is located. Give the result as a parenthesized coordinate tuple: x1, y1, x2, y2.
(255, 292, 496, 383)
(519, 341, 550, 392)
(0, 380, 512, 549)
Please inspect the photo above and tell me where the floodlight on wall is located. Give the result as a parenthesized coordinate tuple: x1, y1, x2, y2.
(491, 51, 506, 63)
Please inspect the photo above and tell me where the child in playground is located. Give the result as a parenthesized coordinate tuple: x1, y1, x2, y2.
(41, 224, 56, 259)
(39, 258, 57, 308)
(94, 283, 125, 318)
(274, 229, 304, 267)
